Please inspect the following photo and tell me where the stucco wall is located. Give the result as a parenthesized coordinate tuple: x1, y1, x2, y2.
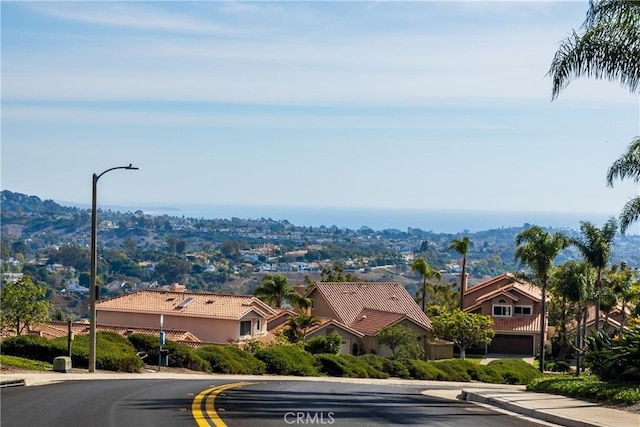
(97, 310, 243, 343)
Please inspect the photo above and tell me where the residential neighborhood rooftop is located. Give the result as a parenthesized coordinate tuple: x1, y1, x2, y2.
(96, 289, 278, 320)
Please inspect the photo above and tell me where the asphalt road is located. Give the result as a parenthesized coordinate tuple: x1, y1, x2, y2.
(1, 379, 543, 427)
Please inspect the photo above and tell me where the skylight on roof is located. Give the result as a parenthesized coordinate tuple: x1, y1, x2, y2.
(176, 297, 194, 308)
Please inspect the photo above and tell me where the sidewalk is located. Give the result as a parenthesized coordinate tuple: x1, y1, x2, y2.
(2, 371, 638, 427)
(422, 387, 639, 427)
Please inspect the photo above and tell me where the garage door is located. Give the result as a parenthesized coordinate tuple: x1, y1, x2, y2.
(488, 334, 534, 355)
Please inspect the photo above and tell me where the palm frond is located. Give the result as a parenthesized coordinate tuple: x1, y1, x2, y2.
(619, 196, 640, 234)
(607, 137, 640, 186)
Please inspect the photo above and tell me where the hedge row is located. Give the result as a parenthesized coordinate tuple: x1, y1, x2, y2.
(3, 333, 541, 385)
(1, 333, 142, 372)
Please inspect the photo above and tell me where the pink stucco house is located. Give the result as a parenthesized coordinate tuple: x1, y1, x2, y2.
(95, 288, 277, 344)
(305, 282, 452, 359)
(463, 273, 544, 355)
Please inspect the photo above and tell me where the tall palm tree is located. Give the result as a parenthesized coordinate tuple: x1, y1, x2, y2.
(569, 219, 618, 332)
(253, 273, 304, 308)
(449, 236, 471, 310)
(549, 0, 640, 99)
(515, 226, 569, 372)
(607, 137, 640, 234)
(557, 261, 595, 375)
(411, 257, 442, 313)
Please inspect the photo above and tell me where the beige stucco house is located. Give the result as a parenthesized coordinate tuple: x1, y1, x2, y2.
(96, 289, 277, 344)
(306, 282, 452, 359)
(463, 273, 544, 355)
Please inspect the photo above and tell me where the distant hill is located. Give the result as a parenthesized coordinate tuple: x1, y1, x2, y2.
(1, 190, 72, 215)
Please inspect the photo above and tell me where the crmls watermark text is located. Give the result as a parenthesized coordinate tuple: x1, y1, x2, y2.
(283, 412, 335, 425)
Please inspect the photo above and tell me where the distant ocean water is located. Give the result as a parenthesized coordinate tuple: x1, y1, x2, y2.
(131, 204, 629, 235)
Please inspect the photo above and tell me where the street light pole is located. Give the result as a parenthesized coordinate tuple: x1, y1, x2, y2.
(89, 164, 139, 373)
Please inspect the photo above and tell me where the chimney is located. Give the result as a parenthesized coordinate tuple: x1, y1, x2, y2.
(462, 273, 469, 294)
(168, 283, 186, 293)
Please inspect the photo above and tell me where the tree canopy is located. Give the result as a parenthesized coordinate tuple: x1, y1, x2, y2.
(431, 309, 494, 359)
(0, 276, 51, 335)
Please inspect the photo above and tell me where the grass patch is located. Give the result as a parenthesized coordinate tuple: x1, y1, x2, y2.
(0, 355, 53, 371)
(527, 375, 640, 404)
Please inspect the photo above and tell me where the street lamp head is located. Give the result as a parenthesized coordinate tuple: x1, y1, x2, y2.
(126, 164, 139, 170)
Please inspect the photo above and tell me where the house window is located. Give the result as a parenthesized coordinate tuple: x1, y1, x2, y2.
(493, 305, 512, 317)
(256, 319, 261, 331)
(310, 299, 314, 309)
(240, 320, 252, 336)
(514, 306, 532, 315)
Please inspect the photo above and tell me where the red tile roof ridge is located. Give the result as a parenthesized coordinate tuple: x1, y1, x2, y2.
(311, 281, 431, 329)
(464, 273, 515, 295)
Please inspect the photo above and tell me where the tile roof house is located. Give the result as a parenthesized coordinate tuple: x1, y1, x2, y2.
(306, 282, 451, 358)
(96, 289, 277, 344)
(463, 273, 544, 355)
(30, 320, 202, 344)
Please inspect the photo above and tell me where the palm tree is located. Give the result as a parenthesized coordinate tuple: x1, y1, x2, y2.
(449, 236, 471, 310)
(604, 262, 640, 329)
(253, 274, 304, 308)
(607, 137, 640, 234)
(549, 0, 640, 99)
(569, 219, 618, 332)
(411, 257, 442, 313)
(285, 310, 321, 343)
(515, 226, 569, 372)
(557, 261, 595, 375)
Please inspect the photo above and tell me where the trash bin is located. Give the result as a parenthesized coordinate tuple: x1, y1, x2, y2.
(53, 356, 72, 373)
(159, 349, 169, 367)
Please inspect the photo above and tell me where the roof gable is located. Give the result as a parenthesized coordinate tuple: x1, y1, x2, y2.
(96, 290, 277, 320)
(310, 282, 431, 330)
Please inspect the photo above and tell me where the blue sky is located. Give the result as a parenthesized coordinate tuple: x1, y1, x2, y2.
(2, 1, 639, 224)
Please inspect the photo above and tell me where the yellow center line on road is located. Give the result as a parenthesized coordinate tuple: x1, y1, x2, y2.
(192, 382, 257, 427)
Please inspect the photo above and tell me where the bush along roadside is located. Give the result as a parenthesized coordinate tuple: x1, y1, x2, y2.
(527, 375, 640, 404)
(1, 332, 142, 373)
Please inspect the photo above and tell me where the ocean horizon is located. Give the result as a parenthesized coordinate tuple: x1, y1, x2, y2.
(94, 203, 632, 235)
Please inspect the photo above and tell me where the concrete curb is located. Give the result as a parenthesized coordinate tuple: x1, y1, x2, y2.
(460, 390, 631, 427)
(0, 378, 26, 388)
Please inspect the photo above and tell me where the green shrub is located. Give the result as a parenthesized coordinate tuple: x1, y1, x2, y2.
(255, 345, 320, 376)
(528, 375, 640, 404)
(195, 345, 264, 374)
(487, 358, 541, 385)
(357, 354, 409, 378)
(315, 354, 388, 378)
(316, 354, 367, 378)
(408, 359, 449, 380)
(163, 341, 210, 372)
(548, 360, 572, 373)
(1, 335, 56, 361)
(433, 360, 472, 382)
(305, 332, 342, 355)
(128, 333, 210, 372)
(53, 332, 142, 372)
(342, 354, 388, 379)
(584, 326, 640, 383)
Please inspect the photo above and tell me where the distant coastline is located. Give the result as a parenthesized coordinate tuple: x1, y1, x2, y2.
(79, 202, 628, 235)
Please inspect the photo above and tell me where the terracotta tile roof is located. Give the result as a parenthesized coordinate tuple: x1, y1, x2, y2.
(309, 282, 431, 330)
(96, 290, 277, 320)
(491, 310, 541, 334)
(465, 273, 542, 302)
(349, 308, 406, 336)
(584, 306, 622, 329)
(267, 308, 297, 321)
(474, 288, 520, 305)
(306, 317, 365, 338)
(32, 321, 202, 342)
